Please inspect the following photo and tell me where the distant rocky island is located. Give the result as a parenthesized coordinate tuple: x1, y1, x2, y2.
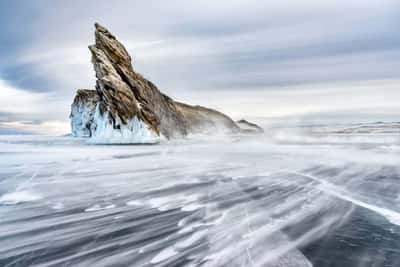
(70, 23, 262, 143)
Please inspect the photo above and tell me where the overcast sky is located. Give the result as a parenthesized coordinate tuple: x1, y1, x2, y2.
(0, 0, 399, 134)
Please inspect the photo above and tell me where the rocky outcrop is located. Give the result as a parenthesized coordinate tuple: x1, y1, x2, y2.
(70, 23, 261, 143)
(236, 119, 264, 134)
(175, 102, 239, 134)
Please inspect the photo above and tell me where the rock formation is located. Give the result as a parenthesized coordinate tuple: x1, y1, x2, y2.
(70, 23, 262, 143)
(236, 119, 264, 134)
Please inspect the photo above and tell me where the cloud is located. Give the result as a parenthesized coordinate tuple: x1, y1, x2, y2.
(0, 79, 71, 132)
(0, 79, 47, 114)
(0, 0, 399, 130)
(0, 120, 69, 135)
(177, 79, 400, 120)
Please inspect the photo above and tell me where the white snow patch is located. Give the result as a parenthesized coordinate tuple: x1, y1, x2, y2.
(51, 202, 65, 210)
(181, 203, 203, 211)
(176, 229, 208, 248)
(84, 204, 116, 212)
(150, 247, 178, 264)
(148, 197, 174, 211)
(126, 200, 144, 206)
(147, 194, 201, 211)
(0, 190, 42, 205)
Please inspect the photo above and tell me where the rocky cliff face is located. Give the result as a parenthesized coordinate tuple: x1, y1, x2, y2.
(70, 23, 260, 143)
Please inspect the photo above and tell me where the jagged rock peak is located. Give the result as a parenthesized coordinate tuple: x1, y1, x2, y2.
(87, 23, 190, 140)
(92, 22, 133, 70)
(88, 23, 145, 132)
(94, 22, 116, 39)
(70, 23, 261, 143)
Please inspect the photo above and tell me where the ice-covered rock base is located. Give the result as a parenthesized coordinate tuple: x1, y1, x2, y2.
(70, 90, 99, 137)
(89, 109, 160, 144)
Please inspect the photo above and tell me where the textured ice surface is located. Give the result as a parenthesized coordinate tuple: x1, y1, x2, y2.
(1, 122, 400, 266)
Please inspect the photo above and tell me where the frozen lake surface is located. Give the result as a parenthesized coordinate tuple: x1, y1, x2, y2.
(1, 123, 400, 266)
